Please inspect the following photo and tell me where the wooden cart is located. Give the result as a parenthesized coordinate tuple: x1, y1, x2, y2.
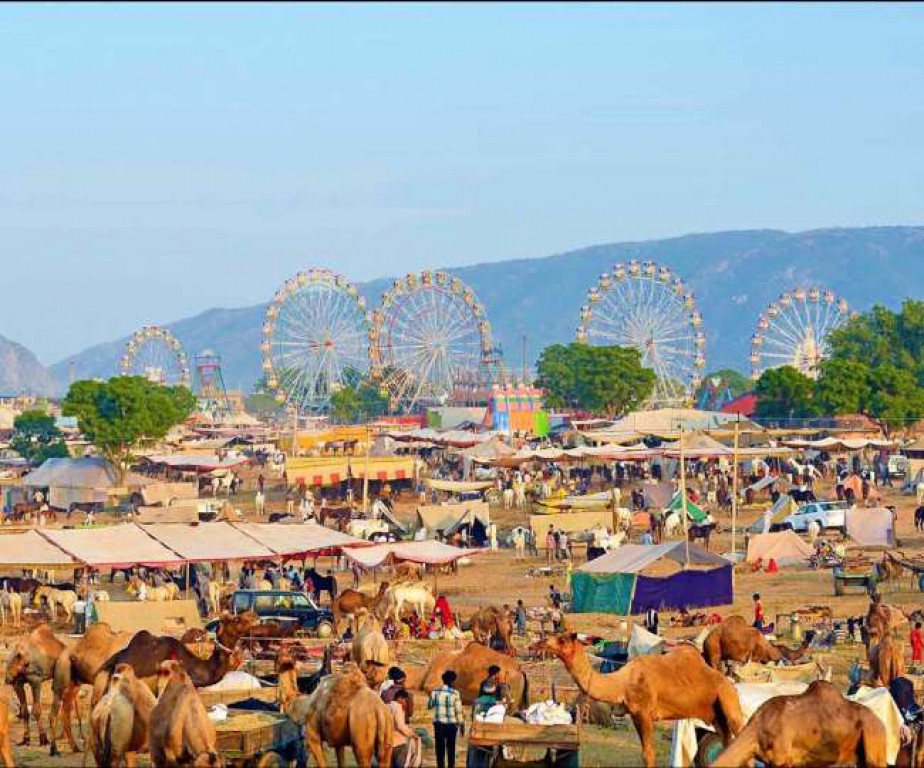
(466, 719, 580, 768)
(833, 565, 877, 596)
(215, 708, 306, 768)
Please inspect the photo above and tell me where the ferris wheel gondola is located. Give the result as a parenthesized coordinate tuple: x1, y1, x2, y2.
(575, 259, 705, 407)
(119, 326, 190, 387)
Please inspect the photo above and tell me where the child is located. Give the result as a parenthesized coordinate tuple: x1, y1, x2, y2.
(752, 593, 764, 630)
(911, 622, 924, 673)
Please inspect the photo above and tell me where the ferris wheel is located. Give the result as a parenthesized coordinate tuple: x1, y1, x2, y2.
(576, 259, 705, 406)
(261, 268, 371, 414)
(750, 287, 851, 380)
(370, 271, 492, 412)
(119, 326, 190, 387)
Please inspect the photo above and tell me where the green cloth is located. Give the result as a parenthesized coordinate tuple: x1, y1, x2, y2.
(667, 493, 707, 523)
(570, 571, 635, 614)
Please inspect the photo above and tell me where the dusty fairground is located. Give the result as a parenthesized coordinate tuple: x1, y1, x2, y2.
(4, 476, 922, 767)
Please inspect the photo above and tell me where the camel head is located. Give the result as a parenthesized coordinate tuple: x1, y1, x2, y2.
(530, 632, 590, 663)
(216, 612, 252, 650)
(4, 648, 28, 684)
(156, 659, 188, 698)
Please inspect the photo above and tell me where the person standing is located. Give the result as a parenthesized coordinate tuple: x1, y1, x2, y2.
(752, 593, 764, 631)
(912, 622, 924, 674)
(513, 528, 525, 560)
(389, 688, 421, 768)
(545, 526, 555, 567)
(428, 670, 464, 768)
(515, 599, 527, 636)
(255, 489, 266, 517)
(645, 606, 659, 635)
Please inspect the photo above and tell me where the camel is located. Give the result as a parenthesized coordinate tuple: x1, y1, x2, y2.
(534, 633, 744, 768)
(392, 562, 423, 583)
(127, 577, 179, 603)
(462, 606, 514, 652)
(331, 582, 389, 634)
(409, 642, 529, 708)
(89, 663, 157, 767)
(703, 615, 811, 671)
(149, 661, 221, 767)
(711, 680, 887, 767)
(5, 623, 67, 746)
(50, 622, 134, 755)
(0, 696, 15, 768)
(866, 595, 909, 659)
(35, 585, 78, 621)
(93, 613, 250, 704)
(869, 632, 906, 687)
(302, 662, 393, 768)
(352, 614, 391, 686)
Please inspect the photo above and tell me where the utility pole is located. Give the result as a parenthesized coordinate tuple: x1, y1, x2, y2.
(678, 422, 691, 565)
(731, 415, 741, 584)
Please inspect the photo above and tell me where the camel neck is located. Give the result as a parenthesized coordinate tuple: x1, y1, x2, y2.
(560, 647, 624, 704)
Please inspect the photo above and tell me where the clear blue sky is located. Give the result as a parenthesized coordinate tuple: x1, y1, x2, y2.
(3, 3, 923, 363)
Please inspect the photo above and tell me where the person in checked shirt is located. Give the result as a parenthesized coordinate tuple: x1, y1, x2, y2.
(428, 669, 464, 768)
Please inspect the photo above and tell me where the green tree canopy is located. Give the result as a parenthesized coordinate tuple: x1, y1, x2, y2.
(10, 410, 69, 464)
(694, 368, 750, 408)
(62, 377, 197, 473)
(329, 369, 390, 424)
(754, 366, 818, 420)
(535, 342, 656, 416)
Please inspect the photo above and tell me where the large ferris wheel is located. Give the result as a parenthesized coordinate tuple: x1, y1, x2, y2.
(119, 326, 190, 387)
(370, 271, 492, 412)
(576, 259, 705, 406)
(750, 287, 851, 380)
(261, 268, 371, 414)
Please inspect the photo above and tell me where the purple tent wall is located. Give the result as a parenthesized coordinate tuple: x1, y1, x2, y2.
(630, 566, 732, 613)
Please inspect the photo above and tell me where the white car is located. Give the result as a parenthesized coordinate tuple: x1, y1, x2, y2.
(888, 455, 909, 477)
(781, 500, 850, 533)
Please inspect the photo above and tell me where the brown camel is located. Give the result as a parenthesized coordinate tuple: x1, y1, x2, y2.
(50, 622, 133, 755)
(351, 614, 391, 686)
(331, 582, 389, 633)
(703, 615, 810, 671)
(408, 641, 528, 707)
(535, 633, 744, 768)
(0, 696, 15, 768)
(869, 632, 906, 687)
(867, 595, 909, 660)
(149, 661, 221, 767)
(302, 662, 393, 768)
(5, 623, 67, 746)
(93, 613, 250, 704)
(473, 606, 514, 652)
(89, 663, 157, 767)
(711, 680, 887, 767)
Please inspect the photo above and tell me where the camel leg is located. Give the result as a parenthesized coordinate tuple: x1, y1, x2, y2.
(335, 746, 346, 768)
(31, 680, 48, 746)
(14, 684, 29, 746)
(306, 729, 327, 768)
(59, 685, 81, 754)
(631, 714, 656, 768)
(859, 718, 888, 768)
(352, 741, 373, 768)
(0, 728, 13, 768)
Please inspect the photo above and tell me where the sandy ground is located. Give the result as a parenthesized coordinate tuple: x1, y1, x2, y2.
(4, 473, 921, 766)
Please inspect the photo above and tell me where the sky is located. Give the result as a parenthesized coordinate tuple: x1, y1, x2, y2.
(3, 3, 924, 363)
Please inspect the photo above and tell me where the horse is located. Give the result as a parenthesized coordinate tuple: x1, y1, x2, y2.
(688, 522, 716, 550)
(304, 568, 337, 602)
(33, 586, 77, 621)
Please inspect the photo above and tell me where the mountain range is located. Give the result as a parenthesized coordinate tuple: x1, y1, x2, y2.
(11, 225, 921, 397)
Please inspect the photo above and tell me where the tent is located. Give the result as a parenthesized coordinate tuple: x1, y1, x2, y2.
(141, 454, 249, 472)
(660, 433, 732, 459)
(416, 502, 490, 539)
(745, 531, 814, 566)
(666, 492, 708, 524)
(22, 457, 149, 508)
(41, 524, 185, 569)
(424, 479, 493, 493)
(0, 530, 78, 570)
(846, 507, 895, 547)
(231, 522, 366, 558)
(342, 540, 479, 570)
(570, 542, 732, 615)
(140, 523, 277, 562)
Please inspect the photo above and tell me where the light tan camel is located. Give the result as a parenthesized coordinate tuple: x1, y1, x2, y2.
(351, 614, 391, 686)
(331, 582, 389, 634)
(711, 680, 887, 767)
(302, 662, 393, 768)
(51, 622, 133, 755)
(5, 623, 67, 746)
(149, 661, 221, 767)
(869, 632, 906, 687)
(89, 663, 156, 767)
(867, 595, 909, 660)
(0, 696, 15, 768)
(703, 615, 811, 671)
(535, 633, 744, 768)
(462, 606, 514, 652)
(408, 641, 528, 707)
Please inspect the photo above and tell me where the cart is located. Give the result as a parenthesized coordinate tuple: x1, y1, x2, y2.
(465, 719, 580, 768)
(215, 708, 306, 768)
(833, 566, 877, 596)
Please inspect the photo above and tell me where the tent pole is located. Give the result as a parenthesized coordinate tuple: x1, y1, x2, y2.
(185, 561, 190, 600)
(362, 425, 371, 516)
(679, 424, 690, 566)
(731, 416, 741, 586)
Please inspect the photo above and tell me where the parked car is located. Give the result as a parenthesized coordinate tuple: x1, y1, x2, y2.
(888, 455, 909, 478)
(779, 500, 850, 533)
(229, 590, 334, 638)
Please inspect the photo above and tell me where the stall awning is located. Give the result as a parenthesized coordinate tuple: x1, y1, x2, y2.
(342, 540, 480, 569)
(578, 542, 729, 574)
(232, 522, 366, 557)
(142, 454, 249, 472)
(351, 456, 415, 482)
(0, 530, 78, 570)
(285, 457, 351, 487)
(41, 524, 185, 569)
(140, 523, 276, 562)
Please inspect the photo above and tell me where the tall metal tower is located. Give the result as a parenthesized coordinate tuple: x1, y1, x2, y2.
(194, 350, 233, 420)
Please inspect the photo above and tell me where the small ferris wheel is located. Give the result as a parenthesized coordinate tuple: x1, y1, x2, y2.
(119, 326, 190, 387)
(576, 259, 705, 407)
(750, 287, 851, 380)
(370, 271, 492, 412)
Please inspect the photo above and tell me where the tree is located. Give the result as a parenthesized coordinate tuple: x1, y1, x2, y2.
(329, 370, 390, 424)
(10, 410, 69, 464)
(754, 366, 818, 420)
(62, 377, 197, 477)
(694, 368, 750, 408)
(535, 343, 656, 416)
(815, 358, 872, 416)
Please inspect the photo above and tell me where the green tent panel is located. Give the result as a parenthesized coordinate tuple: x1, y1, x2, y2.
(570, 571, 636, 614)
(667, 492, 707, 523)
(533, 411, 550, 438)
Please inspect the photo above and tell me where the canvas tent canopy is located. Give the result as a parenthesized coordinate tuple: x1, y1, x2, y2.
(666, 492, 708, 524)
(41, 524, 185, 569)
(416, 502, 490, 537)
(846, 507, 895, 548)
(23, 457, 150, 508)
(745, 530, 814, 566)
(141, 454, 249, 472)
(140, 523, 276, 562)
(342, 540, 479, 570)
(571, 542, 732, 615)
(0, 530, 78, 570)
(425, 479, 493, 493)
(231, 522, 366, 558)
(660, 432, 732, 459)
